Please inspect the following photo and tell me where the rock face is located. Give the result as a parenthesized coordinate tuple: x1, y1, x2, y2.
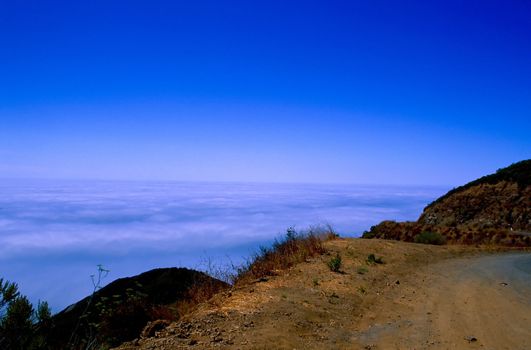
(364, 160, 531, 246)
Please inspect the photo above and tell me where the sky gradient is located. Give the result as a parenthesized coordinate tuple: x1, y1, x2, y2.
(1, 0, 530, 185)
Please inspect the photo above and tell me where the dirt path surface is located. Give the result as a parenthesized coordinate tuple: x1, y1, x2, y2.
(117, 239, 530, 350)
(359, 252, 531, 350)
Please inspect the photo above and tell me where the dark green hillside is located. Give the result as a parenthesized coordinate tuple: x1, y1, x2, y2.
(50, 267, 228, 349)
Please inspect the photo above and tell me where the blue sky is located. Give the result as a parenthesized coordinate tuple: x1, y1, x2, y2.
(1, 0, 530, 185)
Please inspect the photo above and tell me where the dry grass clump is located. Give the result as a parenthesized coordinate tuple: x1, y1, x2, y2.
(174, 277, 228, 317)
(234, 225, 338, 285)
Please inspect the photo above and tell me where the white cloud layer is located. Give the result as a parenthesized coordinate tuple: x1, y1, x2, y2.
(0, 180, 447, 311)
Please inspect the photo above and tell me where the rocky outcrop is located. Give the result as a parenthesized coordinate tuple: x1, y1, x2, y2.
(363, 160, 531, 246)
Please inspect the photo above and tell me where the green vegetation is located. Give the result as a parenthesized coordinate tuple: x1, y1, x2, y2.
(357, 266, 369, 275)
(0, 278, 52, 350)
(366, 253, 384, 265)
(327, 253, 342, 272)
(413, 231, 446, 245)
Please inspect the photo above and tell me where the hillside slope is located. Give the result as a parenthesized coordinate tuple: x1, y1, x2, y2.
(50, 268, 228, 349)
(114, 239, 530, 349)
(363, 160, 531, 245)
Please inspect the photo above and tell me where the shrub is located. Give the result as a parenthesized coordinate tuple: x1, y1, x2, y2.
(357, 266, 368, 275)
(413, 231, 446, 245)
(327, 253, 342, 272)
(366, 254, 383, 265)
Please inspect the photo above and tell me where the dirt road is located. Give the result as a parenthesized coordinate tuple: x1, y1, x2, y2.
(358, 252, 531, 349)
(117, 240, 531, 350)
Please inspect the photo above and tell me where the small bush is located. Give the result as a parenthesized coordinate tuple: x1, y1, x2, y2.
(327, 253, 342, 272)
(357, 266, 368, 275)
(413, 231, 446, 245)
(366, 254, 383, 265)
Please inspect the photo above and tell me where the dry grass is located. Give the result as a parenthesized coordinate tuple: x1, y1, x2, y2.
(234, 225, 338, 285)
(174, 277, 228, 318)
(152, 226, 338, 327)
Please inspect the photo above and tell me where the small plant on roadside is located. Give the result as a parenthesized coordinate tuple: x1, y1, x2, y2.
(413, 231, 446, 245)
(68, 264, 110, 349)
(327, 253, 342, 272)
(327, 292, 340, 304)
(357, 266, 369, 275)
(357, 286, 367, 294)
(312, 278, 319, 287)
(366, 253, 383, 265)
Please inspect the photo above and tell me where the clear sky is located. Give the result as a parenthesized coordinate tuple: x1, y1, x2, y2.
(1, 0, 530, 186)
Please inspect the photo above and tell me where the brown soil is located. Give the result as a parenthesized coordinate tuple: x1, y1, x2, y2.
(115, 238, 531, 350)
